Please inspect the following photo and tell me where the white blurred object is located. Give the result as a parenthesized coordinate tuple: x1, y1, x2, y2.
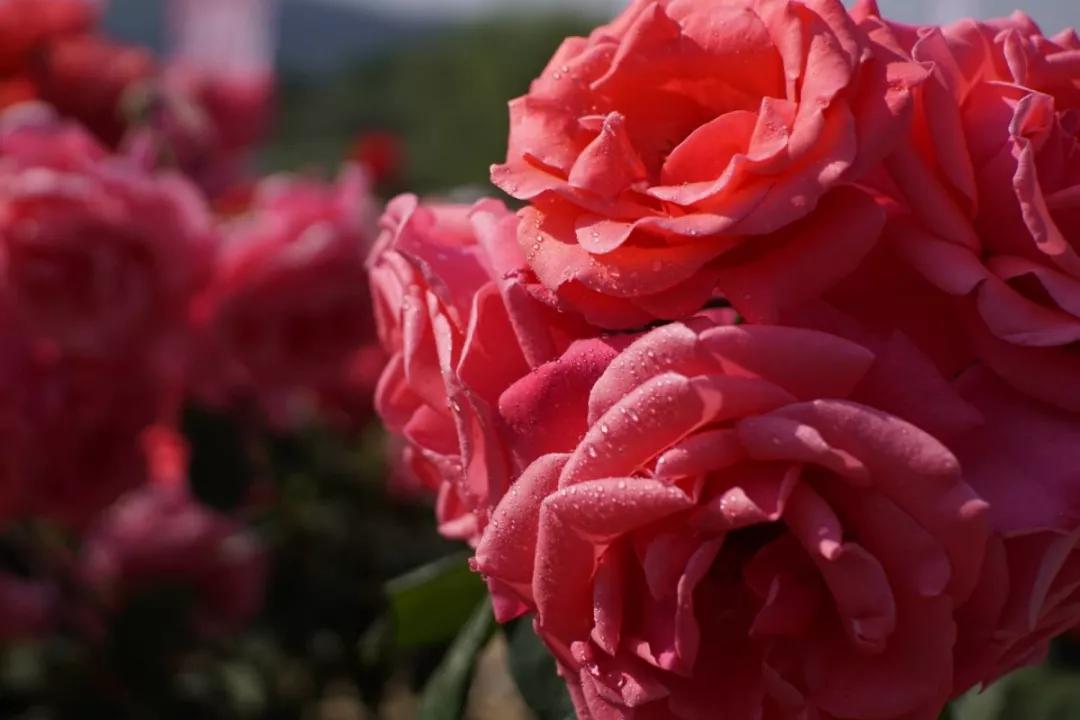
(867, 0, 1076, 30)
(167, 0, 278, 79)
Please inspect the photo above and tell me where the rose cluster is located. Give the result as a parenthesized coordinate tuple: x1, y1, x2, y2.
(370, 1, 1080, 718)
(0, 0, 383, 646)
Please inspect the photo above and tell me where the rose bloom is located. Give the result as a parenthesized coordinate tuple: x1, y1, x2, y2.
(81, 432, 266, 637)
(81, 485, 266, 636)
(370, 195, 591, 542)
(34, 35, 155, 147)
(491, 0, 927, 329)
(0, 114, 213, 361)
(475, 314, 991, 719)
(0, 0, 97, 77)
(145, 0, 275, 197)
(851, 3, 1080, 411)
(192, 168, 377, 424)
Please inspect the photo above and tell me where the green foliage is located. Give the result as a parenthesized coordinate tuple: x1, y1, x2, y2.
(386, 553, 488, 650)
(264, 14, 596, 195)
(506, 619, 576, 720)
(417, 600, 496, 720)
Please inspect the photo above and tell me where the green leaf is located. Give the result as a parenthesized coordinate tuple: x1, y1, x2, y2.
(506, 618, 575, 720)
(417, 599, 495, 720)
(387, 552, 487, 649)
(952, 680, 1006, 720)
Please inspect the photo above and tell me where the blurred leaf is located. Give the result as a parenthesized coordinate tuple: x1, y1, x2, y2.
(386, 552, 486, 649)
(183, 405, 254, 512)
(220, 661, 267, 719)
(998, 664, 1080, 719)
(417, 600, 494, 720)
(953, 680, 1006, 720)
(506, 619, 575, 720)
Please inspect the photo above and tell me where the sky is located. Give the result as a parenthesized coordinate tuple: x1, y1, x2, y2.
(318, 0, 1076, 33)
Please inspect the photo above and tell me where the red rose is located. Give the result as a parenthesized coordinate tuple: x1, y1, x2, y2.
(856, 4, 1080, 411)
(349, 131, 404, 188)
(0, 0, 96, 76)
(492, 0, 926, 328)
(35, 34, 155, 146)
(81, 481, 266, 637)
(370, 195, 591, 542)
(193, 168, 376, 425)
(476, 315, 989, 719)
(0, 116, 212, 362)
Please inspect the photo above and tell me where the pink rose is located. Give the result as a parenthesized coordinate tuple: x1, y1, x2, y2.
(476, 315, 989, 719)
(946, 368, 1080, 690)
(0, 116, 212, 361)
(856, 4, 1080, 411)
(192, 168, 375, 425)
(491, 0, 927, 328)
(81, 464, 266, 637)
(370, 195, 591, 542)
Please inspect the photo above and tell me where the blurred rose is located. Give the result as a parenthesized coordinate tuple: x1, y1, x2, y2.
(316, 344, 387, 430)
(0, 0, 97, 77)
(476, 315, 989, 719)
(81, 477, 266, 637)
(0, 115, 212, 362)
(492, 0, 926, 328)
(350, 131, 404, 189)
(157, 0, 276, 196)
(370, 195, 591, 542)
(35, 34, 154, 146)
(854, 4, 1080, 411)
(0, 76, 35, 110)
(193, 168, 376, 425)
(0, 321, 167, 528)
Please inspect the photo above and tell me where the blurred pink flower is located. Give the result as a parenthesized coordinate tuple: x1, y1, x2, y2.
(0, 114, 213, 363)
(0, 0, 98, 78)
(0, 317, 167, 528)
(155, 0, 277, 196)
(81, 461, 266, 636)
(35, 34, 155, 146)
(191, 167, 377, 426)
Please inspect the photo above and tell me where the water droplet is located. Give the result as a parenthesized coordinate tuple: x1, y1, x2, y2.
(587, 446, 599, 459)
(600, 423, 610, 435)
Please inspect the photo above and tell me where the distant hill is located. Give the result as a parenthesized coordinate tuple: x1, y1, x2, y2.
(102, 0, 441, 74)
